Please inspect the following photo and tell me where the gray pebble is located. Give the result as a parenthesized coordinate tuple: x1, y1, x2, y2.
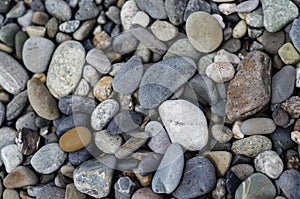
(222, 38, 241, 53)
(68, 148, 91, 166)
(114, 176, 136, 199)
(211, 124, 233, 143)
(58, 95, 97, 115)
(290, 19, 300, 53)
(1, 144, 23, 173)
(74, 79, 90, 96)
(184, 0, 211, 21)
(73, 19, 96, 41)
(165, 0, 188, 25)
(277, 169, 300, 199)
(59, 20, 80, 33)
(45, 17, 58, 38)
(0, 0, 11, 13)
(36, 187, 65, 199)
(132, 187, 163, 199)
(0, 102, 5, 126)
(14, 31, 28, 60)
(262, 30, 285, 55)
(6, 1, 25, 18)
(56, 113, 90, 136)
(31, 0, 45, 11)
(245, 8, 263, 28)
(45, 0, 72, 21)
(112, 32, 138, 54)
(115, 158, 140, 171)
(75, 1, 99, 21)
(94, 129, 122, 154)
(240, 118, 276, 135)
(164, 38, 200, 60)
(15, 112, 37, 131)
(6, 90, 28, 121)
(270, 127, 296, 150)
(106, 6, 121, 24)
(86, 48, 111, 74)
(138, 153, 162, 176)
(83, 65, 101, 86)
(135, 0, 167, 19)
(230, 164, 254, 181)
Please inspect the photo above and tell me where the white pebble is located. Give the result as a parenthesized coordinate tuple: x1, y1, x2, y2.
(218, 3, 237, 15)
(1, 144, 23, 173)
(205, 62, 235, 83)
(233, 20, 247, 39)
(132, 11, 150, 27)
(232, 121, 244, 139)
(291, 131, 300, 145)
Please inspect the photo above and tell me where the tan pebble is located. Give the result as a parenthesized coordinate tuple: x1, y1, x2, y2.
(94, 76, 113, 102)
(233, 20, 247, 39)
(31, 11, 49, 25)
(0, 43, 13, 53)
(59, 126, 92, 152)
(92, 31, 112, 49)
(133, 168, 152, 187)
(106, 51, 122, 62)
(238, 12, 248, 19)
(218, 3, 237, 15)
(26, 26, 46, 37)
(232, 121, 244, 139)
(33, 73, 46, 83)
(291, 131, 300, 145)
(205, 62, 235, 83)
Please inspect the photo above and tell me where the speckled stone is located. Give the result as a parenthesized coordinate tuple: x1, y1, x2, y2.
(184, 0, 211, 21)
(56, 113, 90, 137)
(135, 0, 167, 19)
(240, 118, 276, 135)
(6, 90, 28, 121)
(232, 135, 272, 158)
(277, 169, 300, 199)
(3, 166, 39, 188)
(75, 1, 99, 21)
(281, 96, 300, 118)
(245, 8, 263, 28)
(272, 108, 289, 126)
(47, 41, 85, 99)
(211, 124, 233, 144)
(206, 62, 235, 83)
(226, 51, 271, 121)
(45, 0, 71, 21)
(86, 48, 111, 74)
(114, 176, 136, 199)
(68, 148, 91, 166)
(165, 0, 188, 25)
(65, 183, 87, 199)
(112, 32, 138, 54)
(120, 0, 139, 30)
(94, 129, 122, 154)
(58, 95, 97, 115)
(1, 144, 23, 173)
(59, 20, 80, 33)
(36, 187, 66, 199)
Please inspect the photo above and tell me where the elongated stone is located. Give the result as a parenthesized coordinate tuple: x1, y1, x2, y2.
(45, 0, 72, 21)
(240, 118, 276, 135)
(58, 95, 97, 115)
(165, 0, 188, 25)
(3, 166, 39, 188)
(6, 90, 28, 121)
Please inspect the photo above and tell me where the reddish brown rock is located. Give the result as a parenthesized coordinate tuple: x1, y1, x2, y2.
(226, 51, 271, 121)
(281, 96, 300, 118)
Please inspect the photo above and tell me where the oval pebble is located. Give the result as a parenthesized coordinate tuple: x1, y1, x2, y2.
(59, 20, 80, 33)
(150, 20, 178, 41)
(68, 148, 91, 166)
(93, 76, 113, 102)
(277, 169, 300, 199)
(0, 102, 5, 126)
(15, 112, 37, 131)
(86, 48, 111, 74)
(45, 0, 71, 21)
(205, 62, 235, 83)
(94, 129, 122, 154)
(56, 113, 90, 137)
(58, 95, 97, 115)
(240, 118, 276, 135)
(6, 90, 28, 121)
(120, 0, 139, 30)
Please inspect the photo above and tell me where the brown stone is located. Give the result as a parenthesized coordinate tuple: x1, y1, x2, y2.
(281, 96, 300, 118)
(31, 11, 49, 25)
(16, 128, 40, 155)
(226, 51, 271, 121)
(272, 108, 289, 126)
(93, 76, 113, 102)
(294, 118, 300, 131)
(92, 31, 112, 49)
(3, 166, 39, 188)
(59, 126, 92, 152)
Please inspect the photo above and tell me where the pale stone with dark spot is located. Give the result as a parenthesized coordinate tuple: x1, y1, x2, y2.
(150, 20, 178, 41)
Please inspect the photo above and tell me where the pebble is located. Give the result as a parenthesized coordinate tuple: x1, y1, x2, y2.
(27, 78, 59, 120)
(165, 0, 188, 25)
(106, 6, 121, 25)
(222, 38, 241, 53)
(282, 96, 300, 118)
(138, 153, 162, 176)
(65, 183, 86, 199)
(240, 118, 276, 135)
(206, 62, 235, 83)
(254, 150, 284, 179)
(7, 1, 25, 18)
(152, 143, 184, 194)
(3, 166, 38, 188)
(68, 148, 91, 166)
(113, 55, 143, 94)
(120, 0, 139, 30)
(0, 127, 17, 165)
(136, 0, 167, 19)
(0, 23, 20, 46)
(59, 126, 92, 152)
(0, 102, 4, 126)
(6, 90, 28, 121)
(211, 124, 233, 143)
(58, 95, 97, 115)
(236, 0, 259, 12)
(184, 0, 211, 21)
(59, 20, 80, 33)
(73, 19, 96, 41)
(218, 3, 236, 15)
(56, 113, 90, 136)
(83, 65, 101, 86)
(31, 11, 49, 25)
(86, 48, 111, 74)
(235, 173, 276, 199)
(262, 30, 285, 54)
(73, 155, 116, 198)
(25, 25, 46, 37)
(45, 0, 72, 21)
(47, 41, 86, 99)
(206, 151, 232, 176)
(75, 1, 99, 21)
(213, 14, 225, 29)
(131, 11, 149, 27)
(272, 108, 290, 126)
(233, 20, 247, 39)
(1, 144, 23, 173)
(245, 8, 263, 28)
(212, 178, 226, 199)
(36, 187, 65, 199)
(31, 143, 67, 174)
(93, 76, 112, 102)
(159, 100, 208, 151)
(291, 131, 300, 144)
(186, 11, 222, 53)
(16, 128, 40, 155)
(290, 19, 300, 53)
(151, 20, 178, 41)
(277, 169, 300, 199)
(91, 99, 119, 130)
(227, 172, 244, 197)
(3, 189, 20, 199)
(226, 51, 271, 121)
(31, 0, 45, 11)
(173, 156, 216, 198)
(132, 187, 163, 199)
(139, 56, 196, 109)
(94, 129, 122, 154)
(114, 176, 136, 199)
(164, 38, 200, 60)
(271, 126, 296, 150)
(230, 164, 254, 181)
(112, 32, 138, 54)
(17, 10, 33, 31)
(73, 79, 89, 95)
(14, 31, 28, 60)
(0, 0, 11, 13)
(278, 43, 300, 65)
(92, 31, 112, 50)
(45, 17, 58, 38)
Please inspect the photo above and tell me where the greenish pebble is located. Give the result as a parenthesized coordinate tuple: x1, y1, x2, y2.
(14, 31, 28, 60)
(0, 23, 20, 46)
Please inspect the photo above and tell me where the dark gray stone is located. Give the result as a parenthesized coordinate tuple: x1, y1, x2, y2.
(6, 90, 28, 121)
(58, 95, 97, 115)
(36, 187, 65, 199)
(45, 0, 71, 21)
(173, 156, 216, 198)
(112, 32, 138, 54)
(15, 112, 38, 131)
(0, 0, 11, 13)
(226, 171, 242, 197)
(272, 65, 296, 104)
(135, 0, 167, 19)
(56, 113, 90, 136)
(113, 55, 143, 94)
(270, 126, 296, 150)
(262, 30, 285, 54)
(272, 108, 289, 126)
(139, 56, 196, 109)
(138, 153, 162, 176)
(222, 38, 241, 53)
(184, 0, 211, 21)
(31, 0, 45, 11)
(75, 1, 99, 21)
(68, 148, 91, 166)
(114, 176, 136, 199)
(165, 0, 188, 25)
(15, 30, 28, 60)
(0, 102, 4, 126)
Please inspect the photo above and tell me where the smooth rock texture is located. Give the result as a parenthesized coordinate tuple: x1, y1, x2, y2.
(75, 1, 99, 21)
(135, 0, 167, 19)
(277, 169, 300, 199)
(150, 20, 178, 41)
(138, 153, 163, 176)
(164, 38, 200, 60)
(226, 51, 271, 121)
(113, 55, 143, 94)
(206, 62, 235, 83)
(6, 90, 28, 121)
(31, 143, 67, 174)
(47, 41, 85, 99)
(45, 0, 72, 21)
(28, 78, 59, 120)
(114, 176, 136, 199)
(3, 166, 38, 188)
(58, 95, 97, 115)
(235, 173, 276, 199)
(94, 130, 122, 154)
(240, 118, 276, 135)
(0, 23, 19, 46)
(86, 48, 111, 74)
(165, 0, 188, 25)
(36, 187, 65, 199)
(232, 135, 272, 158)
(56, 113, 90, 136)
(1, 144, 23, 173)
(206, 151, 232, 176)
(230, 164, 255, 181)
(278, 43, 300, 65)
(159, 100, 208, 151)
(73, 155, 116, 198)
(173, 156, 216, 198)
(112, 32, 138, 54)
(68, 148, 91, 166)
(290, 19, 300, 53)
(186, 11, 223, 53)
(139, 56, 196, 109)
(65, 183, 87, 199)
(0, 51, 28, 94)
(152, 143, 184, 194)
(272, 108, 289, 126)
(59, 20, 80, 33)
(262, 30, 285, 54)
(132, 187, 163, 199)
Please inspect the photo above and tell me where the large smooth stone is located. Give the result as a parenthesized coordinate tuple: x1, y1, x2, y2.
(135, 0, 167, 19)
(240, 118, 276, 135)
(58, 95, 97, 115)
(159, 99, 208, 151)
(3, 166, 39, 188)
(45, 0, 72, 21)
(0, 51, 28, 94)
(277, 169, 300, 199)
(139, 56, 196, 109)
(46, 41, 85, 99)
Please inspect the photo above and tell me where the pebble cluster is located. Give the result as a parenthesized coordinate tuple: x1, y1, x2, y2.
(0, 0, 300, 199)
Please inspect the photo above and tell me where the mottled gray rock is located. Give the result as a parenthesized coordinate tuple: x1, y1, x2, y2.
(65, 183, 87, 199)
(290, 19, 300, 53)
(272, 65, 296, 104)
(173, 157, 216, 198)
(0, 102, 4, 126)
(73, 155, 116, 198)
(152, 143, 184, 194)
(59, 20, 80, 33)
(1, 144, 23, 173)
(36, 187, 65, 199)
(136, 0, 167, 19)
(68, 148, 91, 166)
(3, 166, 39, 188)
(73, 19, 96, 41)
(184, 0, 211, 21)
(45, 17, 58, 38)
(94, 130, 122, 154)
(58, 95, 97, 115)
(139, 56, 196, 109)
(245, 8, 263, 28)
(15, 112, 37, 131)
(47, 41, 85, 99)
(0, 52, 28, 94)
(114, 176, 136, 199)
(6, 1, 25, 18)
(45, 0, 71, 21)
(138, 153, 163, 176)
(230, 164, 254, 181)
(75, 1, 99, 21)
(31, 143, 67, 174)
(150, 20, 178, 42)
(211, 125, 233, 144)
(277, 169, 300, 199)
(86, 48, 111, 74)
(240, 118, 276, 135)
(163, 38, 200, 60)
(0, 23, 19, 46)
(165, 0, 188, 25)
(113, 55, 143, 94)
(112, 32, 138, 54)
(6, 90, 28, 121)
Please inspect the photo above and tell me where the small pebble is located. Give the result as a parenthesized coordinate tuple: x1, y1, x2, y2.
(206, 151, 232, 176)
(59, 20, 80, 33)
(205, 62, 235, 83)
(120, 0, 139, 30)
(291, 131, 300, 145)
(278, 43, 300, 65)
(230, 164, 254, 181)
(135, 0, 167, 19)
(94, 129, 122, 154)
(150, 20, 178, 41)
(132, 187, 163, 199)
(233, 20, 247, 39)
(86, 48, 111, 74)
(65, 183, 87, 199)
(1, 144, 23, 173)
(45, 0, 72, 21)
(114, 176, 136, 199)
(3, 166, 38, 188)
(93, 76, 113, 102)
(132, 11, 150, 27)
(240, 118, 276, 135)
(75, 1, 99, 21)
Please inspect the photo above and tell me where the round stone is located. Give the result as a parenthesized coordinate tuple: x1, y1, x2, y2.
(94, 76, 113, 102)
(59, 126, 92, 152)
(186, 11, 223, 53)
(240, 118, 276, 135)
(114, 176, 136, 199)
(1, 144, 23, 173)
(31, 11, 49, 25)
(94, 129, 122, 154)
(211, 124, 233, 143)
(75, 1, 99, 21)
(254, 150, 283, 179)
(278, 43, 300, 65)
(0, 23, 20, 46)
(120, 0, 139, 30)
(150, 20, 178, 41)
(59, 20, 80, 33)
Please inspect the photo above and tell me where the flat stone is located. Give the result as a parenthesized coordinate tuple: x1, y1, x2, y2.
(120, 0, 139, 30)
(56, 113, 90, 137)
(31, 143, 67, 174)
(271, 65, 296, 104)
(114, 176, 136, 199)
(236, 0, 259, 12)
(235, 173, 276, 199)
(93, 76, 113, 102)
(68, 148, 91, 166)
(94, 130, 122, 154)
(139, 56, 196, 109)
(47, 41, 85, 99)
(14, 31, 28, 60)
(184, 0, 211, 21)
(0, 102, 4, 126)
(0, 51, 28, 94)
(3, 166, 38, 188)
(152, 143, 184, 194)
(58, 95, 97, 115)
(65, 183, 87, 199)
(31, 11, 49, 25)
(86, 48, 111, 74)
(113, 55, 143, 94)
(16, 128, 40, 155)
(277, 169, 300, 199)
(226, 51, 271, 121)
(45, 0, 71, 21)
(73, 19, 96, 41)
(230, 164, 254, 181)
(159, 99, 208, 151)
(112, 32, 138, 54)
(278, 43, 300, 65)
(206, 151, 232, 176)
(263, 0, 298, 33)
(254, 150, 283, 179)
(6, 90, 28, 121)
(73, 155, 116, 198)
(231, 135, 272, 158)
(245, 8, 263, 28)
(290, 19, 300, 53)
(59, 20, 80, 33)
(83, 65, 101, 86)
(165, 0, 187, 25)
(91, 99, 119, 130)
(150, 20, 178, 41)
(138, 153, 163, 176)
(75, 1, 99, 21)
(1, 144, 23, 173)
(36, 187, 65, 199)
(206, 62, 235, 83)
(186, 11, 222, 53)
(28, 78, 59, 120)
(136, 0, 167, 19)
(173, 156, 216, 198)
(132, 187, 163, 199)
(164, 38, 200, 60)
(240, 118, 276, 135)
(0, 23, 20, 46)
